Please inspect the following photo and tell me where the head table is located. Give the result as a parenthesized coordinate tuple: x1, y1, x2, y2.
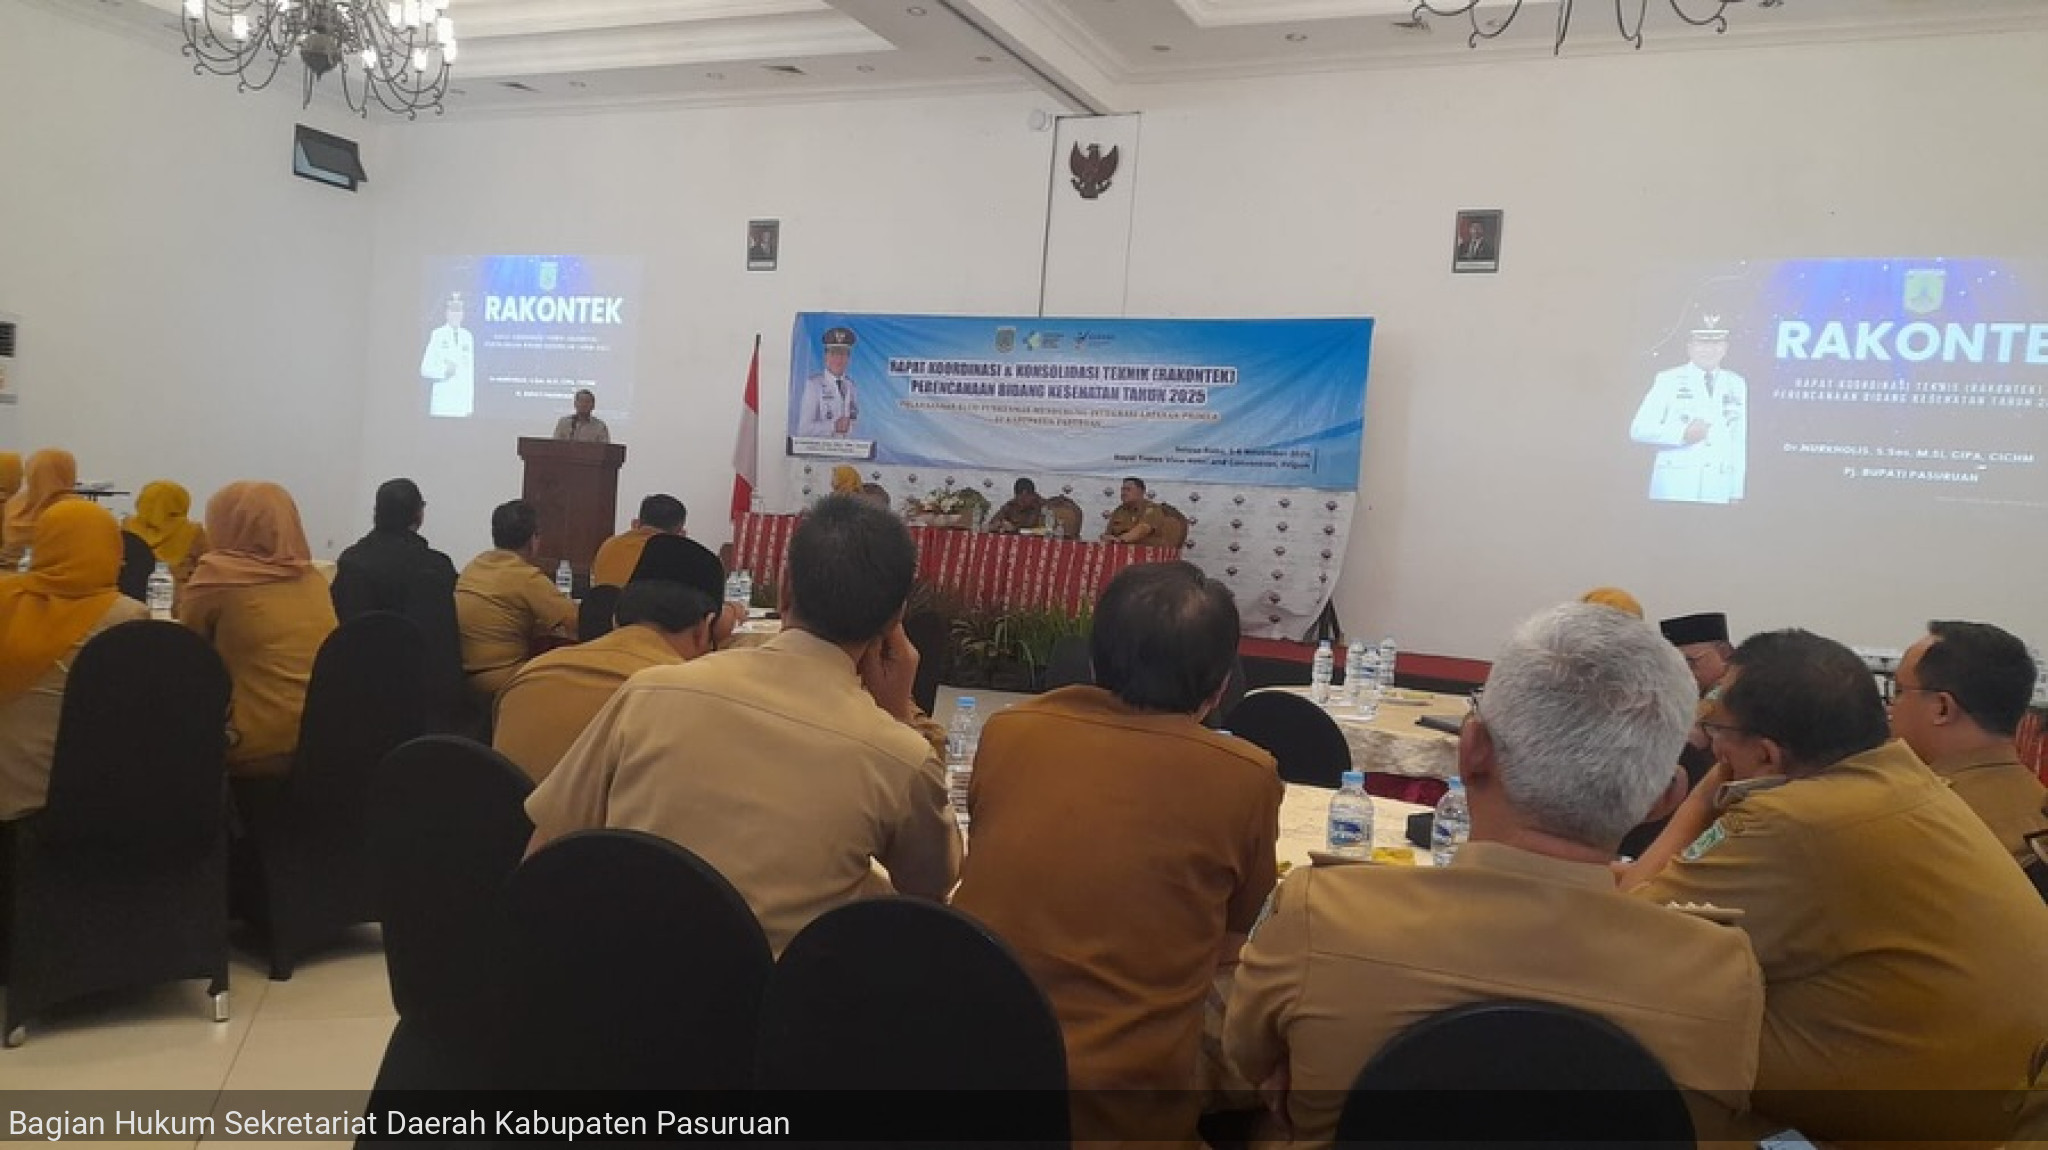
(731, 512, 1176, 614)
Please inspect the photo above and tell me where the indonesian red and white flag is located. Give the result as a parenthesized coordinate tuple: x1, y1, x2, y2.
(730, 334, 761, 525)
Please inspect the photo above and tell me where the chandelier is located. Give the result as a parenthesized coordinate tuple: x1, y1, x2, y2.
(180, 0, 459, 118)
(1412, 1, 1769, 55)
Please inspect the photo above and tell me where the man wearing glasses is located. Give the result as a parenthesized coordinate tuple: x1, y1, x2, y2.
(1623, 629, 2048, 1146)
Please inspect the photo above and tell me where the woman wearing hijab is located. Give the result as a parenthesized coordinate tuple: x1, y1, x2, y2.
(0, 452, 22, 508)
(0, 448, 81, 569)
(0, 501, 149, 819)
(123, 480, 211, 589)
(829, 465, 862, 496)
(180, 482, 337, 777)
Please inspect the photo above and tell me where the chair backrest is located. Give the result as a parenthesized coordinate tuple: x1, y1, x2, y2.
(1204, 654, 1249, 729)
(757, 898, 1068, 1095)
(117, 531, 155, 602)
(1042, 635, 1093, 691)
(1044, 496, 1083, 538)
(1155, 502, 1190, 548)
(902, 609, 950, 717)
(38, 621, 230, 858)
(294, 611, 429, 812)
(577, 583, 621, 642)
(1336, 999, 1695, 1146)
(506, 830, 773, 1089)
(1226, 689, 1351, 788)
(1241, 654, 1312, 690)
(370, 736, 533, 1020)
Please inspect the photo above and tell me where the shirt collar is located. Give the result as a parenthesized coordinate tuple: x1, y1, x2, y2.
(1448, 841, 1617, 891)
(1929, 744, 2025, 778)
(1714, 775, 1791, 810)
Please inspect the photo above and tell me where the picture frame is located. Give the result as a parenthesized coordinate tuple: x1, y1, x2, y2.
(1452, 209, 1503, 274)
(747, 219, 780, 272)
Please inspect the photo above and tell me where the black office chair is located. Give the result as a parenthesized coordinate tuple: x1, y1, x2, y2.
(117, 531, 157, 602)
(1241, 654, 1312, 691)
(1205, 655, 1250, 729)
(503, 830, 772, 1090)
(4, 621, 232, 1046)
(235, 612, 427, 979)
(1226, 689, 1352, 788)
(366, 736, 532, 1088)
(1041, 636, 1093, 692)
(577, 584, 622, 642)
(1334, 999, 1695, 1147)
(757, 898, 1068, 1146)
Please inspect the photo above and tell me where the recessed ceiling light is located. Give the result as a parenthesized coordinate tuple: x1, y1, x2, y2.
(856, 64, 876, 73)
(1285, 32, 1308, 42)
(569, 80, 588, 88)
(706, 71, 724, 79)
(1151, 44, 1172, 52)
(974, 54, 993, 63)
(906, 5, 926, 14)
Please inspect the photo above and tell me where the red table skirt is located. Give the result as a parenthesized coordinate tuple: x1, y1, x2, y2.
(732, 513, 1174, 615)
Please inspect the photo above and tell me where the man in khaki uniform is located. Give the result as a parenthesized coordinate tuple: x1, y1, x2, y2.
(1102, 476, 1166, 544)
(589, 493, 687, 589)
(1226, 604, 1764, 1149)
(454, 499, 578, 702)
(1888, 619, 2048, 865)
(525, 495, 959, 954)
(1631, 629, 2048, 1148)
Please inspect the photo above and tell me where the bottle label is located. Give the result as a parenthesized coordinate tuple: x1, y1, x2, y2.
(1328, 817, 1367, 847)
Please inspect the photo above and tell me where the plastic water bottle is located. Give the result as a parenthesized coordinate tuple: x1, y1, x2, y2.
(946, 697, 980, 834)
(1354, 649, 1382, 721)
(1326, 769, 1375, 860)
(1310, 639, 1334, 705)
(1431, 777, 1470, 867)
(146, 561, 176, 620)
(555, 560, 575, 597)
(1377, 635, 1399, 692)
(735, 568, 754, 609)
(16, 547, 30, 573)
(1340, 638, 1367, 706)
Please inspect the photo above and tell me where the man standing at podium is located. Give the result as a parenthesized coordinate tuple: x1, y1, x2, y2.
(419, 291, 474, 418)
(552, 389, 610, 444)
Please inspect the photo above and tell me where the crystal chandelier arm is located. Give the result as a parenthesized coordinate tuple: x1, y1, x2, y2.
(1666, 0, 1735, 32)
(1413, 0, 1532, 50)
(1617, 0, 1649, 49)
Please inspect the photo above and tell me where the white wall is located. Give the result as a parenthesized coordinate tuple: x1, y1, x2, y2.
(1117, 27, 2048, 657)
(358, 91, 1055, 567)
(0, 0, 376, 552)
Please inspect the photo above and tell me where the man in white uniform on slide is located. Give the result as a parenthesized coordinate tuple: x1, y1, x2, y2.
(420, 291, 475, 418)
(795, 326, 860, 439)
(1630, 315, 1746, 505)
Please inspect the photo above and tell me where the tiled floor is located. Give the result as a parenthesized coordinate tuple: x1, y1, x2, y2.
(2, 686, 1031, 1143)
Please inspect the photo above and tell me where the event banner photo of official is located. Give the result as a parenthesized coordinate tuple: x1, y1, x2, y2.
(419, 254, 643, 424)
(779, 312, 1372, 637)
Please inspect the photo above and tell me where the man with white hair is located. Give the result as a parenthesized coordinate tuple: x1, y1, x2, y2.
(1224, 603, 1764, 1147)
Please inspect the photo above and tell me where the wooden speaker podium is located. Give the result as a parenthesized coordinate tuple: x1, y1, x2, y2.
(518, 438, 626, 578)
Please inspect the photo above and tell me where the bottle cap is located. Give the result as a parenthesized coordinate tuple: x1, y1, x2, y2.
(1447, 776, 1465, 790)
(956, 696, 976, 707)
(1341, 770, 1365, 789)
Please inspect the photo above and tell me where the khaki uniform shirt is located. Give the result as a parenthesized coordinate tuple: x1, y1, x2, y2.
(1228, 842, 1763, 1149)
(552, 415, 610, 443)
(1930, 746, 2048, 866)
(952, 686, 1281, 1136)
(454, 550, 578, 698)
(1640, 740, 2048, 1147)
(590, 526, 660, 589)
(0, 597, 149, 819)
(525, 628, 960, 954)
(493, 624, 684, 783)
(986, 497, 1045, 533)
(1104, 501, 1166, 543)
(180, 573, 338, 770)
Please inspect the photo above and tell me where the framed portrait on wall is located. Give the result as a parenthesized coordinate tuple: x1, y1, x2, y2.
(747, 219, 780, 272)
(1452, 209, 1503, 274)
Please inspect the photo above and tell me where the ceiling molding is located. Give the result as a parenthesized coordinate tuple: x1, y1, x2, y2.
(460, 14, 891, 76)
(1171, 0, 1415, 28)
(455, 0, 829, 39)
(430, 71, 1033, 120)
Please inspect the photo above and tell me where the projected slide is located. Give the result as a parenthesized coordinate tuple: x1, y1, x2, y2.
(420, 255, 641, 422)
(1633, 259, 2048, 510)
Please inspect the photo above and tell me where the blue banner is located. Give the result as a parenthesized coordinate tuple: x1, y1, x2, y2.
(785, 313, 1372, 490)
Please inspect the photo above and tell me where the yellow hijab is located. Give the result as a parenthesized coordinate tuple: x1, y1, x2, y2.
(0, 452, 21, 506)
(0, 499, 124, 699)
(830, 465, 862, 495)
(124, 480, 204, 566)
(1579, 586, 1645, 619)
(2, 448, 79, 545)
(185, 481, 313, 595)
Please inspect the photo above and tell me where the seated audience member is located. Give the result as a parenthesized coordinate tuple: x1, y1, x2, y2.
(179, 482, 338, 777)
(1579, 585, 1645, 618)
(985, 478, 1047, 534)
(494, 545, 735, 783)
(0, 452, 21, 509)
(1628, 629, 2048, 1147)
(1889, 620, 2048, 865)
(1, 448, 81, 568)
(589, 493, 687, 588)
(1227, 603, 1762, 1147)
(525, 495, 959, 954)
(454, 499, 578, 703)
(331, 478, 466, 727)
(630, 534, 747, 633)
(952, 561, 1281, 1143)
(1102, 476, 1166, 545)
(829, 464, 863, 496)
(0, 501, 150, 820)
(1616, 610, 1733, 860)
(123, 479, 210, 590)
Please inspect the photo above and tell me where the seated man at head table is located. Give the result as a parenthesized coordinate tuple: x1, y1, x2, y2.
(493, 543, 736, 783)
(1101, 476, 1166, 545)
(524, 495, 958, 955)
(951, 560, 1281, 1147)
(1226, 602, 1763, 1149)
(589, 493, 687, 589)
(985, 478, 1046, 534)
(1621, 628, 2048, 1149)
(1886, 619, 2048, 866)
(454, 499, 578, 706)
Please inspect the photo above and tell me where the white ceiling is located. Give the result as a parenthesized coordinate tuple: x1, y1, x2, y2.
(36, 0, 2048, 117)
